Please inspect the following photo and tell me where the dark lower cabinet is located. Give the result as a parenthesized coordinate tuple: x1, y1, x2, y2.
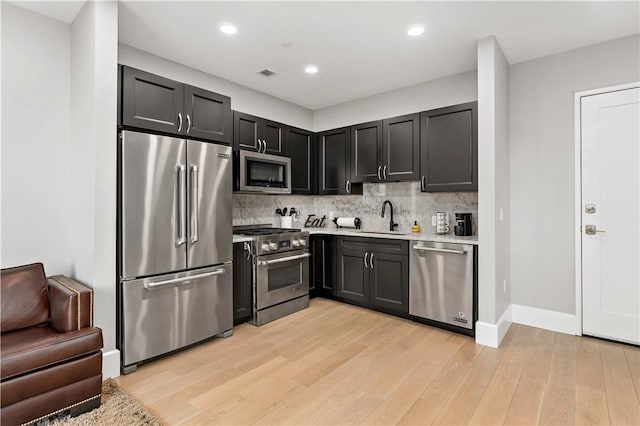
(420, 102, 478, 191)
(233, 242, 252, 325)
(286, 127, 315, 194)
(310, 235, 335, 298)
(335, 237, 409, 317)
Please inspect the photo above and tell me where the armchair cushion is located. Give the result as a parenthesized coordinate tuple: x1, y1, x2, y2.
(0, 326, 103, 380)
(1, 263, 50, 333)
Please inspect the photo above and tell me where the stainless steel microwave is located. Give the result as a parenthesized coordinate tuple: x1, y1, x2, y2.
(236, 150, 291, 194)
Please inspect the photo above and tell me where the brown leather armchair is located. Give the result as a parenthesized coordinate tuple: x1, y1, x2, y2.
(1, 263, 104, 425)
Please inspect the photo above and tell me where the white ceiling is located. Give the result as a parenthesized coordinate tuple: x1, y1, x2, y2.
(14, 1, 640, 110)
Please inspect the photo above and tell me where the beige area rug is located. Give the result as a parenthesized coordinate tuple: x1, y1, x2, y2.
(53, 379, 160, 426)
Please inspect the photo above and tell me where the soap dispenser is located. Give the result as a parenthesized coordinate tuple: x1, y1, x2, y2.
(411, 220, 421, 233)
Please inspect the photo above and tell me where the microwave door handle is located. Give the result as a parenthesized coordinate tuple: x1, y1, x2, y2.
(257, 252, 310, 266)
(190, 164, 199, 243)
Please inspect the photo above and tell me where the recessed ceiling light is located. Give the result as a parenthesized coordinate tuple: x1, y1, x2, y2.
(305, 65, 318, 74)
(220, 24, 237, 35)
(407, 26, 424, 37)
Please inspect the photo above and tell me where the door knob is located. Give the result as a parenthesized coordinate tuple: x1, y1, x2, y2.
(585, 224, 606, 235)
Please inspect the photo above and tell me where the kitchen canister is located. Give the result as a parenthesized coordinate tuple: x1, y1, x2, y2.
(280, 216, 293, 228)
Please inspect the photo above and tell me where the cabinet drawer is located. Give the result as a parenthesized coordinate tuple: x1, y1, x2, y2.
(337, 237, 408, 255)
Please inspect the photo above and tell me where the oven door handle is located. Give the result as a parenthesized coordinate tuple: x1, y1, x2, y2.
(257, 252, 310, 266)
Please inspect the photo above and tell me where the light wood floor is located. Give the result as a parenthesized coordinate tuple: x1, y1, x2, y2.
(117, 298, 640, 425)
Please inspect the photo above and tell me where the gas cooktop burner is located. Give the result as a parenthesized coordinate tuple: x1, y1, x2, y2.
(234, 227, 301, 236)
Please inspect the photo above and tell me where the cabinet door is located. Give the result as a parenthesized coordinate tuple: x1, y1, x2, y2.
(233, 242, 253, 325)
(233, 111, 260, 151)
(286, 127, 315, 194)
(121, 66, 184, 135)
(351, 121, 382, 183)
(183, 85, 232, 144)
(317, 127, 351, 194)
(369, 251, 409, 317)
(420, 102, 478, 191)
(336, 240, 368, 304)
(318, 236, 335, 296)
(382, 113, 419, 182)
(261, 119, 286, 155)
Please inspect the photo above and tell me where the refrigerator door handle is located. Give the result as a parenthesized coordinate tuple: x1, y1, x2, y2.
(190, 164, 199, 243)
(176, 165, 186, 245)
(143, 268, 226, 289)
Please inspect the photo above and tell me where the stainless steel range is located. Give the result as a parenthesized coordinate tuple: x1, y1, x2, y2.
(234, 226, 310, 326)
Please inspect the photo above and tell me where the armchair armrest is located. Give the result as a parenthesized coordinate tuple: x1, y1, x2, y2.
(48, 275, 94, 333)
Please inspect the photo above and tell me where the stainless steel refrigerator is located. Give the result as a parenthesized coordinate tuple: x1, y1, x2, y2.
(118, 130, 233, 373)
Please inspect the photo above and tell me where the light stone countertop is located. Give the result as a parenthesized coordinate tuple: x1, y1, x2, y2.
(233, 229, 478, 245)
(304, 228, 478, 245)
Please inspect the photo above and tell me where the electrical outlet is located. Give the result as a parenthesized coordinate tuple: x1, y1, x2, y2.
(503, 279, 507, 293)
(431, 215, 436, 226)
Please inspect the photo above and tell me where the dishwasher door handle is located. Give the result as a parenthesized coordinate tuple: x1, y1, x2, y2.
(412, 246, 467, 255)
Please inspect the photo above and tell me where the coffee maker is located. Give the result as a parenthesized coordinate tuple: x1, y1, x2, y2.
(455, 213, 473, 236)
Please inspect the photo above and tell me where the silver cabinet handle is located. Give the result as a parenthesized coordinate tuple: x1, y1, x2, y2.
(186, 114, 192, 133)
(421, 176, 426, 191)
(257, 139, 262, 152)
(364, 252, 369, 268)
(257, 252, 310, 266)
(177, 113, 183, 132)
(190, 165, 199, 243)
(345, 180, 351, 193)
(144, 268, 226, 289)
(176, 165, 186, 246)
(383, 165, 388, 180)
(377, 166, 382, 180)
(370, 253, 375, 268)
(413, 246, 467, 255)
(259, 139, 265, 153)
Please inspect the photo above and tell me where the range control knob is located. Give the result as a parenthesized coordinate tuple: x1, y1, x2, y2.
(269, 242, 278, 250)
(298, 239, 307, 246)
(261, 243, 270, 252)
(292, 239, 300, 247)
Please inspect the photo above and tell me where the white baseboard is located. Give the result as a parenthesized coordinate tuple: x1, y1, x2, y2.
(102, 349, 120, 379)
(475, 305, 512, 348)
(511, 304, 576, 335)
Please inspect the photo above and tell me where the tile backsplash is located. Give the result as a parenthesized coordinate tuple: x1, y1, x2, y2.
(233, 181, 478, 235)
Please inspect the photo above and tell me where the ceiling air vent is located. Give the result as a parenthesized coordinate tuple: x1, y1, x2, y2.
(257, 68, 276, 77)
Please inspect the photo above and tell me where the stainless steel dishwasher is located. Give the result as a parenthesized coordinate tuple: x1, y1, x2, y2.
(410, 241, 476, 336)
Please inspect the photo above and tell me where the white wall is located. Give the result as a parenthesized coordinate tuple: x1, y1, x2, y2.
(510, 34, 640, 315)
(476, 36, 511, 347)
(313, 70, 477, 131)
(70, 0, 119, 377)
(1, 3, 71, 274)
(118, 44, 313, 131)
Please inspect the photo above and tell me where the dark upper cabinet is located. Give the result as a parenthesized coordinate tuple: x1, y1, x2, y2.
(233, 111, 285, 155)
(286, 126, 316, 194)
(317, 127, 354, 195)
(350, 114, 419, 184)
(350, 121, 382, 183)
(382, 113, 420, 182)
(120, 66, 232, 144)
(310, 235, 334, 298)
(335, 237, 408, 317)
(183, 85, 232, 144)
(420, 102, 478, 192)
(232, 242, 252, 325)
(121, 66, 184, 135)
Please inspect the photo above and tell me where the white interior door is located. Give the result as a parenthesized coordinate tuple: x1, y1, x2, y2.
(581, 87, 639, 345)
